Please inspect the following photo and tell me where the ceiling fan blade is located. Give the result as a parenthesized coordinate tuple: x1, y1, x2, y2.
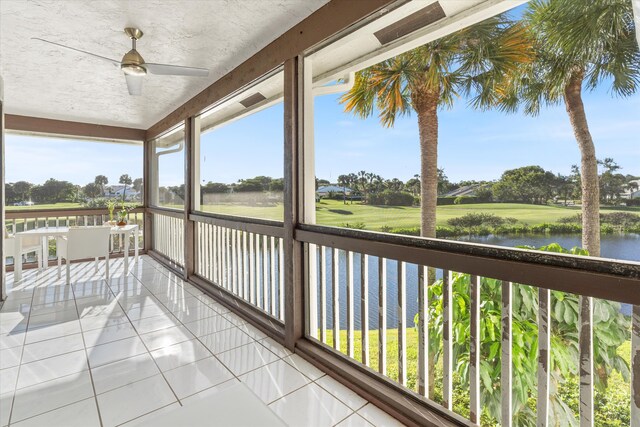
(144, 63, 209, 77)
(32, 38, 120, 67)
(125, 74, 144, 96)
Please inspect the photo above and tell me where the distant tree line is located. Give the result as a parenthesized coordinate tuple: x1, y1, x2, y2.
(5, 174, 143, 205)
(6, 161, 636, 207)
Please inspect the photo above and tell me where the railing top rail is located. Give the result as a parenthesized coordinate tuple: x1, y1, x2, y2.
(6, 206, 144, 219)
(148, 206, 184, 218)
(190, 212, 284, 238)
(296, 224, 640, 304)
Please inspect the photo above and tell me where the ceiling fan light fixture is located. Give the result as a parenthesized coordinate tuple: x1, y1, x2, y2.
(121, 63, 147, 76)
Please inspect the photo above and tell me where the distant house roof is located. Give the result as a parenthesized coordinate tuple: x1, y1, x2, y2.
(317, 185, 353, 194)
(104, 185, 139, 197)
(621, 179, 640, 199)
(443, 184, 483, 198)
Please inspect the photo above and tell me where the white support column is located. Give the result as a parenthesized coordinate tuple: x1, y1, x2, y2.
(302, 56, 318, 338)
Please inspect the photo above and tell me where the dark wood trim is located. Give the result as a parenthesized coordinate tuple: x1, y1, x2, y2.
(296, 224, 640, 278)
(189, 211, 284, 229)
(295, 338, 471, 427)
(189, 213, 284, 239)
(6, 114, 145, 142)
(5, 207, 144, 220)
(283, 58, 304, 351)
(296, 226, 640, 305)
(183, 117, 196, 280)
(190, 275, 285, 341)
(145, 0, 395, 139)
(147, 206, 185, 219)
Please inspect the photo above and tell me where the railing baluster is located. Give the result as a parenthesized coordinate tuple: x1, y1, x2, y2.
(232, 229, 239, 295)
(226, 228, 232, 289)
(379, 257, 387, 376)
(443, 270, 453, 409)
(263, 235, 268, 311)
(538, 288, 551, 427)
(255, 233, 262, 308)
(332, 247, 340, 351)
(398, 260, 407, 387)
(320, 246, 327, 343)
(347, 251, 355, 358)
(361, 254, 369, 366)
(418, 265, 428, 397)
(201, 223, 206, 278)
(238, 230, 244, 299)
(234, 229, 239, 296)
(207, 224, 218, 283)
(249, 233, 255, 304)
(216, 225, 221, 285)
(502, 280, 513, 427)
(225, 227, 230, 289)
(244, 232, 249, 301)
(278, 238, 284, 321)
(316, 246, 327, 343)
(632, 305, 640, 427)
(470, 275, 481, 424)
(270, 236, 276, 316)
(579, 296, 594, 427)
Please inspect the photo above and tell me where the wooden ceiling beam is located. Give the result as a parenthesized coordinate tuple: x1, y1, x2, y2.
(5, 114, 145, 142)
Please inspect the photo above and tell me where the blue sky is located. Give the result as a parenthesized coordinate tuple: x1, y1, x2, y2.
(6, 84, 639, 187)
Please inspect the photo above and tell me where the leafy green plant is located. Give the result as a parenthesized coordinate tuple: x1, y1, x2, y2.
(415, 243, 630, 425)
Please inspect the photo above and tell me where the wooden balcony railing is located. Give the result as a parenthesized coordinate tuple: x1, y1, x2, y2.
(149, 207, 184, 267)
(297, 224, 640, 427)
(190, 212, 285, 322)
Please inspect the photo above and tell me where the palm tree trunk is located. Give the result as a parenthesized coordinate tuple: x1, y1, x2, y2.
(563, 69, 600, 256)
(413, 88, 439, 239)
(413, 86, 439, 398)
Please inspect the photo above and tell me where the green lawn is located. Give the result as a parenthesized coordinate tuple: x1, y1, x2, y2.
(200, 200, 635, 230)
(7, 202, 84, 211)
(7, 200, 636, 232)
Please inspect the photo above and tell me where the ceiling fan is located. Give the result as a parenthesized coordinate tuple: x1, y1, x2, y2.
(33, 28, 209, 96)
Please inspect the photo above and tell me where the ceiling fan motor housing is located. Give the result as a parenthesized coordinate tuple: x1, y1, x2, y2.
(121, 49, 147, 76)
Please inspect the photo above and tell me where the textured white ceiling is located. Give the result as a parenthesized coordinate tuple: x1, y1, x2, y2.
(0, 0, 328, 129)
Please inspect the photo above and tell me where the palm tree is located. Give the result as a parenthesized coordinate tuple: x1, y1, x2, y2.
(340, 15, 533, 238)
(119, 174, 133, 203)
(94, 175, 108, 197)
(502, 0, 639, 256)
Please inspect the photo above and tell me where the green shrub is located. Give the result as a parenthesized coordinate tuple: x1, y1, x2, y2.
(369, 190, 414, 206)
(447, 213, 506, 229)
(601, 212, 640, 227)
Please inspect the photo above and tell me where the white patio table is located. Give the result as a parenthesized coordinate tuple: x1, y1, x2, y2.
(14, 224, 139, 281)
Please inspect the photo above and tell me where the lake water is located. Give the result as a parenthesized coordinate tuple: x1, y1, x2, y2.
(316, 234, 639, 330)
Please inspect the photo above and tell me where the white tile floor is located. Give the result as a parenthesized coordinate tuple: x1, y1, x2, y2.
(0, 256, 405, 427)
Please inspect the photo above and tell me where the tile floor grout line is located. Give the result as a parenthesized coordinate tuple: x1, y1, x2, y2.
(70, 271, 110, 427)
(136, 263, 331, 406)
(6, 257, 380, 427)
(113, 401, 177, 427)
(108, 273, 186, 409)
(7, 396, 99, 426)
(6, 272, 38, 426)
(132, 274, 246, 385)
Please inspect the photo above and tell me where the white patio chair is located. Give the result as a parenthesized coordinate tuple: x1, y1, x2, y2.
(4, 228, 46, 268)
(56, 226, 111, 284)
